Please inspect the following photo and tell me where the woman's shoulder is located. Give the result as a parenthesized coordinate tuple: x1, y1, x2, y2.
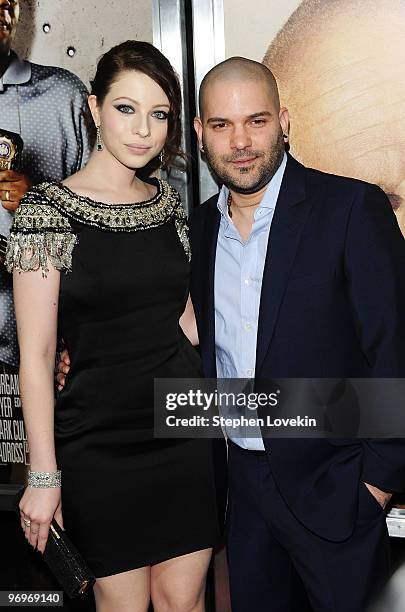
(6, 182, 76, 277)
(158, 179, 186, 217)
(159, 178, 180, 201)
(157, 179, 191, 262)
(19, 181, 58, 205)
(13, 182, 72, 233)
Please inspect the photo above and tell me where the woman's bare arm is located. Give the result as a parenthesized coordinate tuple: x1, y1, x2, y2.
(13, 264, 63, 552)
(14, 265, 60, 471)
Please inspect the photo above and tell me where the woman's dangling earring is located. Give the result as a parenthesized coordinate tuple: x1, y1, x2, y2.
(96, 125, 104, 151)
(159, 149, 165, 168)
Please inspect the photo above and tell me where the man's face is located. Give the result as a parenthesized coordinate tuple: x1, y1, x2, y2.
(195, 78, 288, 194)
(0, 0, 19, 56)
(265, 8, 405, 235)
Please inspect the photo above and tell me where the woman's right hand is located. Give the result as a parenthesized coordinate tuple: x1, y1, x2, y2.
(19, 487, 63, 553)
(56, 349, 71, 391)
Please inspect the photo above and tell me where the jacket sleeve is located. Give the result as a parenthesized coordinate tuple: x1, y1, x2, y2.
(344, 183, 405, 492)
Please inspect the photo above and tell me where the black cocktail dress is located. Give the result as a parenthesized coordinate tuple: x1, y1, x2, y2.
(6, 178, 226, 578)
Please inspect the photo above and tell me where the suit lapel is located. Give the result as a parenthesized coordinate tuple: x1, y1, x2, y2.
(201, 200, 221, 378)
(255, 155, 313, 375)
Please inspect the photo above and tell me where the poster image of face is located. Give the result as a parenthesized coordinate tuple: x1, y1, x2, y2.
(262, 0, 405, 237)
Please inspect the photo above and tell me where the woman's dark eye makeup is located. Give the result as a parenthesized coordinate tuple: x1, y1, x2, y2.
(152, 110, 169, 120)
(115, 104, 134, 114)
(114, 104, 168, 119)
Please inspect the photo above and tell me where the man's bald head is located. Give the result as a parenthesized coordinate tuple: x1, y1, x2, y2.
(194, 56, 289, 196)
(199, 56, 280, 119)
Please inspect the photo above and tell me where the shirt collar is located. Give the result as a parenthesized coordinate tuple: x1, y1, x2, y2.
(0, 50, 32, 92)
(217, 152, 287, 221)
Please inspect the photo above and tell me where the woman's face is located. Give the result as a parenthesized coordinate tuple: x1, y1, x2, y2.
(90, 70, 170, 170)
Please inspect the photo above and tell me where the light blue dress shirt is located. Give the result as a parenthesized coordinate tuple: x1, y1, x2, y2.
(214, 153, 287, 450)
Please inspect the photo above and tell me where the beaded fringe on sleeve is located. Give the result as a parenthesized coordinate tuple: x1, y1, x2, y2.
(5, 186, 77, 278)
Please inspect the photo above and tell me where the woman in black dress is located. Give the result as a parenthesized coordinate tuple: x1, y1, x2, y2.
(7, 41, 226, 611)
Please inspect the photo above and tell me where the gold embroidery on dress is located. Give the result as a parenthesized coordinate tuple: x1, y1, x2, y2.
(5, 186, 77, 277)
(44, 180, 177, 231)
(5, 180, 191, 276)
(42, 179, 191, 261)
(173, 199, 191, 263)
(6, 232, 77, 278)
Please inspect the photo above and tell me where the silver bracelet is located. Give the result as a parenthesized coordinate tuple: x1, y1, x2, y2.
(28, 470, 62, 488)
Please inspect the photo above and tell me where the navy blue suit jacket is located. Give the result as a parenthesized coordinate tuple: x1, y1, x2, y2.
(189, 154, 405, 541)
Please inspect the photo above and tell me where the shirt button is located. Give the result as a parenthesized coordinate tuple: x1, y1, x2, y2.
(246, 369, 253, 377)
(244, 277, 250, 286)
(244, 322, 252, 331)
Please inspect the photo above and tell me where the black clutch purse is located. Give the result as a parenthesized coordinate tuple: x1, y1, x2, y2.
(15, 487, 96, 599)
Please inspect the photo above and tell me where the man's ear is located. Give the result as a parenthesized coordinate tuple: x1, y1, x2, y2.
(194, 116, 204, 151)
(279, 107, 290, 142)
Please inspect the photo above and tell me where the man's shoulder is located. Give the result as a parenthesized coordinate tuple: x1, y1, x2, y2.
(29, 61, 88, 95)
(192, 192, 220, 217)
(303, 161, 382, 200)
(188, 192, 220, 237)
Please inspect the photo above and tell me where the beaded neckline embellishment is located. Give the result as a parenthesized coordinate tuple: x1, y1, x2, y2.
(5, 179, 191, 278)
(43, 179, 180, 233)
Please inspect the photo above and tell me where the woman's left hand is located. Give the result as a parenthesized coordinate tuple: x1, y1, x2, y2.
(19, 486, 64, 553)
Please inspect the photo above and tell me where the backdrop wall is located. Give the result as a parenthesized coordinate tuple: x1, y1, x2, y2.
(14, 0, 152, 86)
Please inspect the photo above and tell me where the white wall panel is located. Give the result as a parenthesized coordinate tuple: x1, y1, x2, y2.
(223, 0, 301, 60)
(14, 0, 153, 87)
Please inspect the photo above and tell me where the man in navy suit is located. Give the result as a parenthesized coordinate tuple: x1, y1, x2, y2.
(191, 57, 405, 611)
